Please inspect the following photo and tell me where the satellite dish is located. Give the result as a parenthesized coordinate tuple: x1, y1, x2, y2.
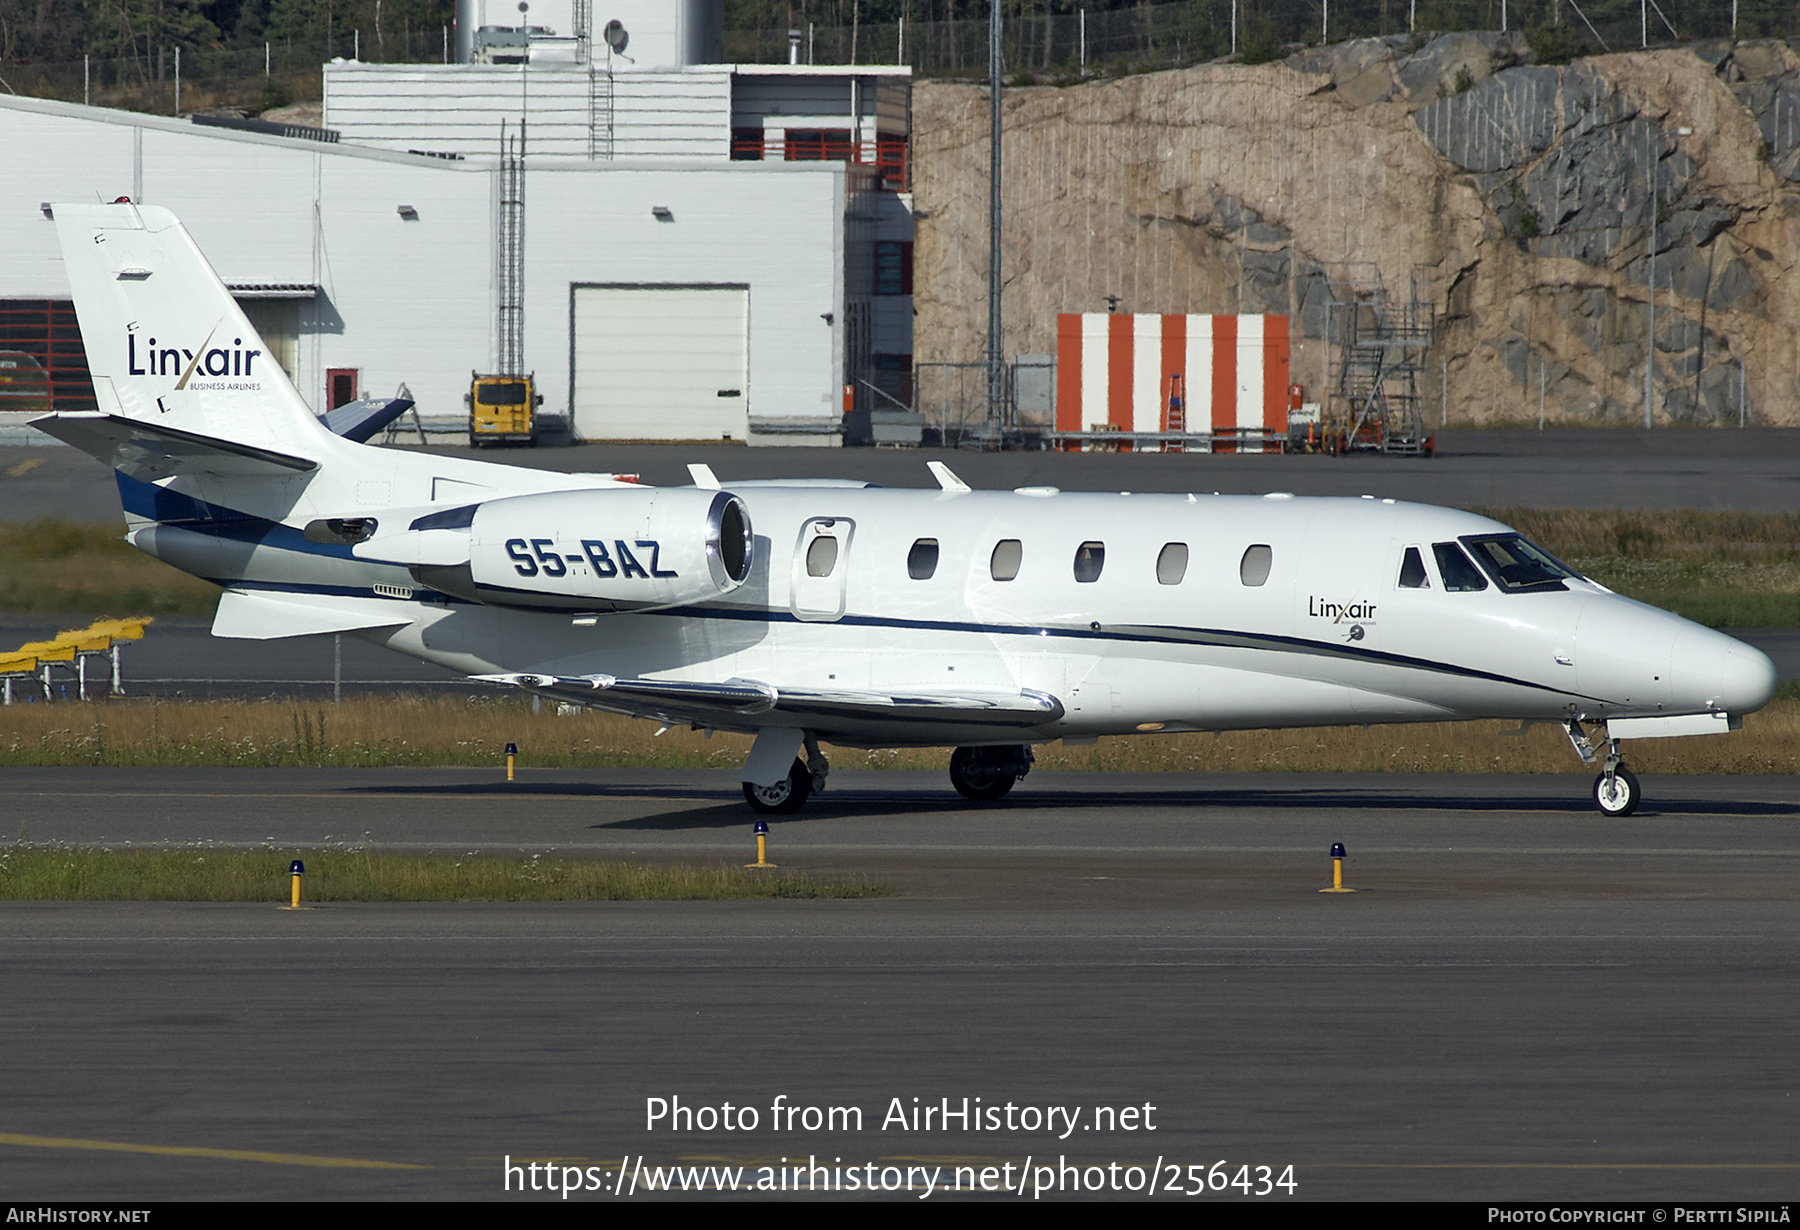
(603, 20, 628, 53)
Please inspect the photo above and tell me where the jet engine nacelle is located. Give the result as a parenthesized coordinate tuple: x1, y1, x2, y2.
(412, 486, 754, 612)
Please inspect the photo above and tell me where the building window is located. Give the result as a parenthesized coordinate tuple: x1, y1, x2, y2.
(730, 127, 765, 161)
(875, 133, 908, 189)
(0, 299, 95, 413)
(785, 129, 857, 162)
(874, 242, 913, 296)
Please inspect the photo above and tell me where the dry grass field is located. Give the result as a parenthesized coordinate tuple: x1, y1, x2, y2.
(2, 692, 1795, 774)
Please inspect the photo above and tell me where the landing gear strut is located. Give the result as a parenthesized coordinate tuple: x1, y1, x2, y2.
(949, 744, 1033, 802)
(741, 734, 829, 815)
(1568, 719, 1639, 817)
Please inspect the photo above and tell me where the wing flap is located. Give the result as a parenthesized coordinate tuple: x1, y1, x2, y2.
(473, 672, 1065, 728)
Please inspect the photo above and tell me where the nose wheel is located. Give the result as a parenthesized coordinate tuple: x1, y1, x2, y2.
(1593, 763, 1641, 817)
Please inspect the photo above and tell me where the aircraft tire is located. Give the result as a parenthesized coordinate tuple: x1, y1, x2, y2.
(1593, 765, 1640, 817)
(949, 746, 1018, 802)
(743, 757, 812, 815)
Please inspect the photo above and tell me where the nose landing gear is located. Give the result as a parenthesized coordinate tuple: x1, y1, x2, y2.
(1568, 719, 1639, 817)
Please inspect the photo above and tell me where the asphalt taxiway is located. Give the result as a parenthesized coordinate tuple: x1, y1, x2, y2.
(4, 428, 1798, 1201)
(3, 768, 1798, 1201)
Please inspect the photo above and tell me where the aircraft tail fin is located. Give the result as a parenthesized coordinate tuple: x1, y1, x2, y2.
(48, 201, 329, 465)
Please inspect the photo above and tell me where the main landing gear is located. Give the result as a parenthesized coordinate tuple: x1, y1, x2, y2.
(1567, 719, 1639, 817)
(949, 744, 1034, 802)
(743, 734, 831, 815)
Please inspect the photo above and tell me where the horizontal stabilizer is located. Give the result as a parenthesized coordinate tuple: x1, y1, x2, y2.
(320, 396, 414, 443)
(31, 412, 317, 482)
(474, 672, 1065, 729)
(211, 589, 412, 640)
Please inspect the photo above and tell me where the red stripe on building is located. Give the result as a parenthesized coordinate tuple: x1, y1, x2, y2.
(1107, 313, 1133, 430)
(1160, 313, 1186, 432)
(1263, 314, 1290, 433)
(1211, 314, 1237, 433)
(1055, 313, 1083, 434)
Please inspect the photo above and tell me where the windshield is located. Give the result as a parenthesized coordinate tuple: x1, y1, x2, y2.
(1459, 533, 1579, 593)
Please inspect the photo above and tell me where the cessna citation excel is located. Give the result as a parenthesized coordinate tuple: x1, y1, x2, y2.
(38, 202, 1778, 816)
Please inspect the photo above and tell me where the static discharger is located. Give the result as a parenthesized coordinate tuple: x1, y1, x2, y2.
(279, 859, 309, 910)
(1320, 842, 1354, 894)
(505, 741, 518, 782)
(746, 819, 777, 869)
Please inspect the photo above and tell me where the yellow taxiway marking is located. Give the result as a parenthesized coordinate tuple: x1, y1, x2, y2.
(0, 1132, 426, 1169)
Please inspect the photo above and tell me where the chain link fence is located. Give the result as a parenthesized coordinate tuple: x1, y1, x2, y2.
(725, 0, 1796, 78)
(0, 28, 449, 115)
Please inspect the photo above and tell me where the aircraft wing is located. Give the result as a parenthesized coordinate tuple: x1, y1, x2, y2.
(30, 411, 317, 481)
(475, 672, 1065, 731)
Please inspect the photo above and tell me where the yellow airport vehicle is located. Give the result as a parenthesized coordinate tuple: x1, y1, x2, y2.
(466, 372, 541, 447)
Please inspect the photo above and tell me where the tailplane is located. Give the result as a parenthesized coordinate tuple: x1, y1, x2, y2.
(44, 201, 330, 467)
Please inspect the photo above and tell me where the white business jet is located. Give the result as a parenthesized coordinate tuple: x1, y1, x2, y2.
(35, 202, 1778, 816)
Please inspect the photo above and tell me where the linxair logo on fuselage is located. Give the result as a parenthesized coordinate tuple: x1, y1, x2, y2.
(126, 333, 263, 378)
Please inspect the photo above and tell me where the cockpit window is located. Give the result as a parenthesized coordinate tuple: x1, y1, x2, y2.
(1432, 542, 1489, 593)
(1460, 533, 1577, 593)
(1398, 546, 1429, 589)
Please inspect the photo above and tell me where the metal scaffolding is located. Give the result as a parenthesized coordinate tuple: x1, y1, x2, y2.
(1325, 266, 1435, 456)
(496, 122, 526, 376)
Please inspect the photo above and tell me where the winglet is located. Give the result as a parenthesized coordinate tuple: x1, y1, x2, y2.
(688, 463, 721, 490)
(926, 461, 970, 493)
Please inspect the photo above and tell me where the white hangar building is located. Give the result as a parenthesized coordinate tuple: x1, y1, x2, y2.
(0, 0, 914, 446)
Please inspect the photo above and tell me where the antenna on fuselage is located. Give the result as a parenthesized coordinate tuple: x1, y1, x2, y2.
(927, 461, 971, 493)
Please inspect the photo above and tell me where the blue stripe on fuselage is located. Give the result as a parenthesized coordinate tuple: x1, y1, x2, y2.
(115, 471, 358, 559)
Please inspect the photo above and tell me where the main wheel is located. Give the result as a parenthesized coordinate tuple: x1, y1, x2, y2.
(949, 746, 1018, 802)
(744, 757, 812, 815)
(1593, 765, 1641, 817)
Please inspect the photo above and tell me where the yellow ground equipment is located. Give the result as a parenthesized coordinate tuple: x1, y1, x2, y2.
(467, 372, 541, 447)
(1, 617, 152, 703)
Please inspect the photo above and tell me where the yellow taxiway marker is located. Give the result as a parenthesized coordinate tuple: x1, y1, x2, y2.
(0, 1132, 426, 1169)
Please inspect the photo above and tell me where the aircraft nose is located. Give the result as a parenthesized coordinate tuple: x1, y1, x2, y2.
(1669, 623, 1778, 715)
(1721, 642, 1778, 714)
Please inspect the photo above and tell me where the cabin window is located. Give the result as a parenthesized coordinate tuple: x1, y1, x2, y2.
(907, 538, 939, 580)
(1073, 541, 1105, 583)
(1239, 544, 1272, 587)
(1156, 543, 1189, 585)
(1398, 546, 1430, 588)
(806, 535, 839, 577)
(990, 539, 1022, 581)
(1432, 542, 1488, 592)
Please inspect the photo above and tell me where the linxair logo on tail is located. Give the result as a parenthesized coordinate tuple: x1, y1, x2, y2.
(126, 332, 264, 380)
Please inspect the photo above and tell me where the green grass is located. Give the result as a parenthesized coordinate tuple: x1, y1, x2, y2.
(0, 846, 887, 902)
(1470, 507, 1800, 627)
(0, 519, 220, 615)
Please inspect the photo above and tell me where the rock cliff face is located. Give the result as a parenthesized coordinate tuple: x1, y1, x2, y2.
(912, 36, 1800, 426)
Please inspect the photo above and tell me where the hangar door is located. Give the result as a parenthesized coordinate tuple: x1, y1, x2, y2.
(571, 285, 749, 441)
